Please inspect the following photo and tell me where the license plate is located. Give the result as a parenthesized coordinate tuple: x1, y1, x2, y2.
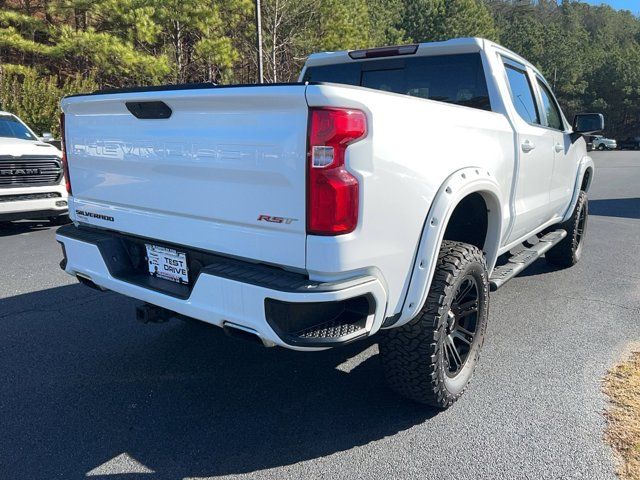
(145, 244, 189, 284)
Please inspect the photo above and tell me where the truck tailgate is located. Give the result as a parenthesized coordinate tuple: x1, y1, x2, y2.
(61, 85, 309, 269)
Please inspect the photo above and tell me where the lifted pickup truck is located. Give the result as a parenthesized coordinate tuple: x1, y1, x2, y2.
(56, 38, 603, 408)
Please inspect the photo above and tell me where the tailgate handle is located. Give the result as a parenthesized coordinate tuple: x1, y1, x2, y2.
(125, 101, 172, 119)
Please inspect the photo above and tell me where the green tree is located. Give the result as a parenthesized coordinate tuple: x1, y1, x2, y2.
(367, 0, 405, 46)
(151, 0, 252, 83)
(401, 0, 498, 43)
(313, 0, 374, 51)
(53, 25, 170, 87)
(0, 2, 169, 86)
(0, 66, 96, 136)
(496, 1, 589, 115)
(251, 0, 405, 83)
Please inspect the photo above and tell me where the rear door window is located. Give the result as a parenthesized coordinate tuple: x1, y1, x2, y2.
(503, 64, 540, 125)
(303, 53, 491, 111)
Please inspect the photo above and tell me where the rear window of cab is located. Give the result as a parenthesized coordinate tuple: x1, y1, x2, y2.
(302, 53, 491, 111)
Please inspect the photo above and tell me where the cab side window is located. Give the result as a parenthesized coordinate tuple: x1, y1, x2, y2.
(537, 80, 564, 131)
(504, 63, 540, 125)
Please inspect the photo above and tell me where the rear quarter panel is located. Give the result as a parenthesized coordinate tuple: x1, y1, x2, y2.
(305, 84, 514, 315)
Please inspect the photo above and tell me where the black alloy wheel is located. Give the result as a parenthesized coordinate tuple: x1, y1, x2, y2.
(444, 276, 480, 377)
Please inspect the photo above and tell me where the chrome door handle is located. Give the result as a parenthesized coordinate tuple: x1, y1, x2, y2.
(554, 143, 564, 153)
(521, 140, 536, 153)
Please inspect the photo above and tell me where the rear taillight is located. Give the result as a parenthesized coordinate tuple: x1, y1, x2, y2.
(307, 107, 367, 235)
(59, 112, 72, 195)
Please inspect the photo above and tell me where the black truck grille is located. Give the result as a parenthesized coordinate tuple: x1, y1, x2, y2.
(0, 156, 62, 187)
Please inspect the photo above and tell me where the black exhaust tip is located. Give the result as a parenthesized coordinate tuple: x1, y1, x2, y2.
(76, 274, 104, 291)
(223, 323, 268, 346)
(58, 241, 68, 270)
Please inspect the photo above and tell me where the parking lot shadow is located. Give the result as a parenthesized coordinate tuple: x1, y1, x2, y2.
(0, 220, 53, 237)
(589, 198, 640, 220)
(0, 284, 436, 479)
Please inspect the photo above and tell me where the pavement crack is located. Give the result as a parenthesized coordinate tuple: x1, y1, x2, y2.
(556, 293, 639, 312)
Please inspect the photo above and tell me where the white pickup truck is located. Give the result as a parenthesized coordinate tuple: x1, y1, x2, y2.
(56, 38, 603, 408)
(0, 112, 68, 225)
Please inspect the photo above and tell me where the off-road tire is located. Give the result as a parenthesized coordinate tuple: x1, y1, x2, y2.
(597, 144, 605, 150)
(379, 240, 489, 408)
(545, 190, 588, 268)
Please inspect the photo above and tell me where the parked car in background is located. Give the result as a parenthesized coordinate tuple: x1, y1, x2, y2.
(0, 112, 69, 225)
(57, 37, 601, 408)
(592, 135, 617, 150)
(584, 135, 597, 151)
(618, 136, 640, 150)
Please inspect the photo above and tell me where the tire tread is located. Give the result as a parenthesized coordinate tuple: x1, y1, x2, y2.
(545, 190, 587, 268)
(379, 240, 488, 408)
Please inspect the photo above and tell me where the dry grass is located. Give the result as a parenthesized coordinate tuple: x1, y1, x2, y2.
(604, 351, 640, 480)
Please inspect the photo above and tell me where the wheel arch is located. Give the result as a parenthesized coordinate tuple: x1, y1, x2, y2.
(581, 165, 593, 192)
(391, 167, 504, 328)
(563, 155, 594, 223)
(441, 191, 501, 270)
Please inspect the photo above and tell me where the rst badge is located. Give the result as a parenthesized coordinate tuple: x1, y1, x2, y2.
(257, 214, 298, 225)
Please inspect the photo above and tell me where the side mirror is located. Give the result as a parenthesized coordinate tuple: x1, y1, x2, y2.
(41, 132, 54, 142)
(573, 113, 604, 135)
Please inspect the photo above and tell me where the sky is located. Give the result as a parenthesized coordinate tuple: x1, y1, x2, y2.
(581, 0, 640, 15)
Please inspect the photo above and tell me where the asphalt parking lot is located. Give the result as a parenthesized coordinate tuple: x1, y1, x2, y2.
(1, 150, 639, 480)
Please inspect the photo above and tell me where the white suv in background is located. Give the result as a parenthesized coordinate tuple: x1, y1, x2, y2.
(0, 112, 69, 225)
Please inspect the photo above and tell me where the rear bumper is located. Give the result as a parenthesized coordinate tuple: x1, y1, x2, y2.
(56, 225, 387, 350)
(0, 184, 68, 221)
